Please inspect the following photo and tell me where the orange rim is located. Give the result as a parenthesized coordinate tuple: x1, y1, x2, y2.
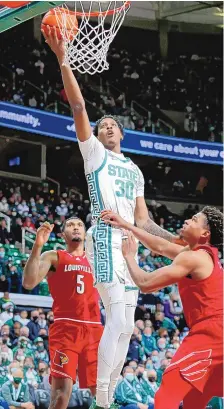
(54, 1, 130, 18)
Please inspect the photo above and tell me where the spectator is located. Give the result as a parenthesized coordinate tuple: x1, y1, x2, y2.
(27, 310, 41, 341)
(1, 368, 34, 409)
(33, 337, 49, 366)
(0, 303, 14, 325)
(55, 200, 68, 217)
(0, 198, 9, 213)
(154, 312, 177, 332)
(12, 217, 23, 243)
(23, 357, 39, 388)
(10, 321, 22, 346)
(37, 361, 49, 382)
(0, 276, 9, 293)
(156, 338, 167, 360)
(12, 336, 34, 362)
(0, 220, 10, 245)
(115, 366, 150, 409)
(17, 200, 29, 216)
(140, 369, 159, 406)
(13, 310, 30, 327)
(141, 327, 157, 357)
(127, 333, 144, 363)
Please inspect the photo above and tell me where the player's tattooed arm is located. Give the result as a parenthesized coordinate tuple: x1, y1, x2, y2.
(134, 196, 176, 241)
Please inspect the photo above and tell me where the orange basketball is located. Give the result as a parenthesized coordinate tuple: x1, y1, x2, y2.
(41, 8, 78, 41)
(0, 1, 30, 7)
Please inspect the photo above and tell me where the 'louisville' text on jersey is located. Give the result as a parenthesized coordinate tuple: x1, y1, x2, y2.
(64, 264, 91, 273)
(108, 164, 138, 182)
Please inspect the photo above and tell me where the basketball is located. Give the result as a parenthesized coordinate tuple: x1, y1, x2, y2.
(41, 8, 78, 41)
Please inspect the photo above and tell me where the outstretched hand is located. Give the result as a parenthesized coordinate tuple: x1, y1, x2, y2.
(35, 222, 54, 248)
(122, 230, 138, 259)
(41, 25, 66, 63)
(101, 210, 128, 229)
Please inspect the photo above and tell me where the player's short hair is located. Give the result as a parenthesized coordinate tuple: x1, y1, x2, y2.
(93, 115, 124, 137)
(61, 217, 85, 232)
(201, 206, 223, 250)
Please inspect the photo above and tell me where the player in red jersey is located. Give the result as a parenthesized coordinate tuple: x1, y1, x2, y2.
(23, 217, 103, 409)
(101, 206, 223, 409)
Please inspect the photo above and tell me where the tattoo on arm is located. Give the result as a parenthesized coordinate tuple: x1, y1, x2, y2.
(142, 218, 175, 242)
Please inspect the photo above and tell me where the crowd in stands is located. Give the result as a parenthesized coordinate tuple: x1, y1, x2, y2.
(1, 24, 223, 142)
(0, 177, 223, 296)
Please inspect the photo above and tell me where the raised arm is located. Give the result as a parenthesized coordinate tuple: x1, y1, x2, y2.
(42, 26, 91, 142)
(121, 232, 200, 293)
(23, 222, 57, 290)
(101, 210, 185, 260)
(135, 196, 176, 242)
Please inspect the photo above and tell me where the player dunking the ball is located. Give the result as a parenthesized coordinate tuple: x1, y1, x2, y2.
(42, 26, 178, 409)
(101, 206, 223, 409)
(23, 218, 103, 409)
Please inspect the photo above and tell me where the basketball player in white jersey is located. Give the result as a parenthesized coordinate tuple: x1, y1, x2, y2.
(43, 27, 176, 409)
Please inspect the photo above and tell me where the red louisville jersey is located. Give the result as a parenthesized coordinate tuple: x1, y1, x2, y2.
(47, 250, 101, 324)
(178, 245, 223, 329)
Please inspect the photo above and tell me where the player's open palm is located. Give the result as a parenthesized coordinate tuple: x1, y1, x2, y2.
(122, 230, 138, 258)
(35, 222, 54, 248)
(41, 25, 66, 62)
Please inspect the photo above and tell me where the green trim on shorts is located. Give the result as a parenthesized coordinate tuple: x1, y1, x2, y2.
(125, 285, 139, 291)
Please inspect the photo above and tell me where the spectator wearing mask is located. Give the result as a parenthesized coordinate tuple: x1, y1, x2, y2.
(37, 312, 47, 331)
(38, 328, 48, 351)
(33, 337, 49, 366)
(37, 361, 49, 382)
(141, 328, 157, 357)
(12, 336, 34, 363)
(115, 366, 150, 409)
(127, 333, 144, 363)
(0, 324, 10, 344)
(17, 201, 29, 216)
(1, 368, 34, 409)
(156, 338, 167, 360)
(13, 310, 30, 327)
(27, 310, 41, 341)
(23, 357, 39, 388)
(140, 369, 159, 407)
(0, 303, 14, 325)
(150, 350, 160, 370)
(55, 200, 68, 217)
(0, 342, 13, 368)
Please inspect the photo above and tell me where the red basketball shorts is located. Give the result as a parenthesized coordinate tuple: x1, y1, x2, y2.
(164, 317, 223, 394)
(49, 320, 103, 387)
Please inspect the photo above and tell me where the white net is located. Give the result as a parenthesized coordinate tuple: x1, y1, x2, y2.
(54, 1, 130, 75)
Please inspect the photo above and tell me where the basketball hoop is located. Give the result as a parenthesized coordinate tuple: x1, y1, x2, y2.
(53, 1, 130, 75)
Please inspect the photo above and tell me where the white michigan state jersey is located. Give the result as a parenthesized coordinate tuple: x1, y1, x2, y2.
(78, 134, 144, 285)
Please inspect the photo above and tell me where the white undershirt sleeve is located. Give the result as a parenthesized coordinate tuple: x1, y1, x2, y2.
(78, 133, 106, 174)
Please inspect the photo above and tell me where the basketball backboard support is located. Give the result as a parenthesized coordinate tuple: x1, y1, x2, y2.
(0, 1, 64, 33)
